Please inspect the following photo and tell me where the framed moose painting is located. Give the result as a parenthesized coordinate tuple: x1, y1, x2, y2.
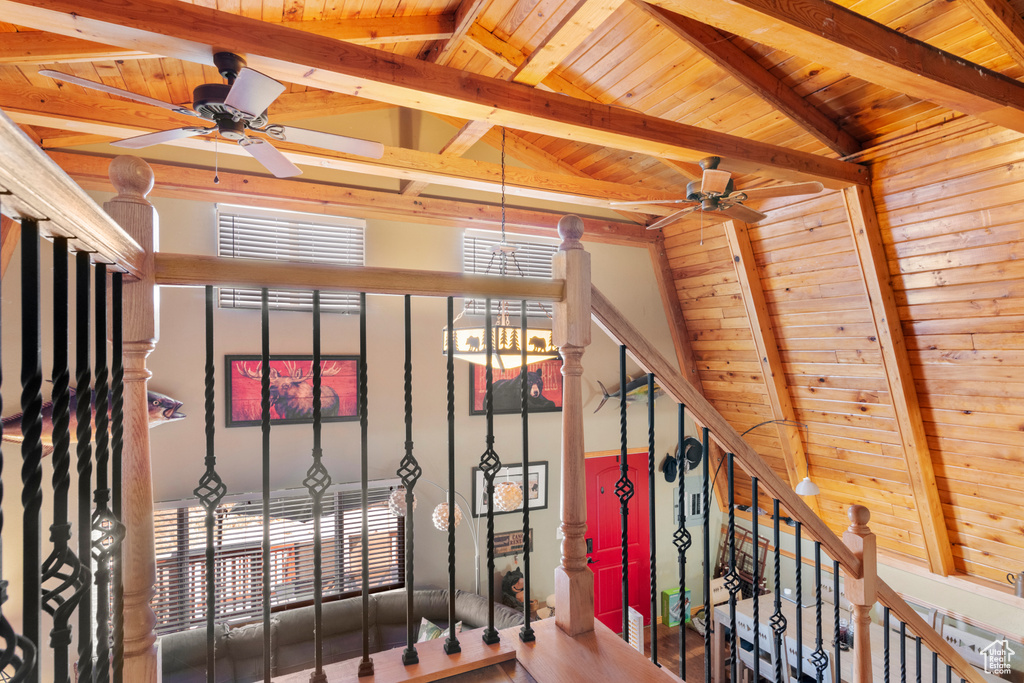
(225, 355, 360, 427)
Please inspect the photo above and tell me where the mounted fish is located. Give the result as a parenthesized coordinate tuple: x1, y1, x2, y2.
(1, 387, 185, 455)
(594, 374, 663, 413)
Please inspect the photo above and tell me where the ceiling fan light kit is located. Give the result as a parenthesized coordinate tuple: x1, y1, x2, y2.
(39, 52, 384, 179)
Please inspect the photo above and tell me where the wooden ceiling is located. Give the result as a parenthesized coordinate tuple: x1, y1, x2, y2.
(1, 0, 1023, 594)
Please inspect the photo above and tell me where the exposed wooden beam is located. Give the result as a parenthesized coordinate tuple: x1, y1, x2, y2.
(0, 15, 457, 64)
(634, 3, 860, 157)
(269, 91, 394, 122)
(51, 151, 655, 247)
(424, 0, 488, 65)
(39, 132, 115, 148)
(961, 0, 1024, 71)
(646, 0, 1024, 134)
(0, 0, 868, 188)
(401, 118, 492, 196)
(842, 185, 954, 577)
(511, 0, 626, 87)
(2, 86, 688, 213)
(722, 219, 820, 515)
(0, 215, 21, 278)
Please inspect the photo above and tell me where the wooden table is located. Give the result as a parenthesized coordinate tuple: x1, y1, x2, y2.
(711, 594, 998, 683)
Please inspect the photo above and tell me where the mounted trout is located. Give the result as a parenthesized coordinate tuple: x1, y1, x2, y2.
(594, 375, 663, 413)
(1, 387, 185, 455)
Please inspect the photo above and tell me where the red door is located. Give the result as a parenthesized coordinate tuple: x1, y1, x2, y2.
(585, 452, 650, 634)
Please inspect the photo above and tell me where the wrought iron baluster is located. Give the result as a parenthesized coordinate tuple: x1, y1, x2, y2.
(916, 636, 922, 683)
(357, 293, 373, 677)
(519, 303, 535, 643)
(647, 373, 657, 666)
(397, 295, 423, 664)
(751, 477, 760, 683)
(701, 426, 710, 683)
(811, 542, 828, 683)
(833, 560, 841, 683)
(444, 298, 461, 655)
(795, 520, 803, 682)
(110, 273, 125, 683)
(932, 645, 938, 683)
(884, 606, 891, 683)
(41, 237, 84, 683)
(193, 286, 226, 683)
(20, 219, 44, 683)
(770, 500, 786, 683)
(725, 452, 739, 683)
(615, 344, 633, 640)
(900, 621, 907, 683)
(260, 288, 272, 683)
(75, 252, 94, 683)
(673, 404, 691, 682)
(480, 299, 501, 646)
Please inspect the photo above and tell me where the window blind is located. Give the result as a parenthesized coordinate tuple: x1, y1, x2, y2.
(216, 204, 365, 313)
(462, 230, 557, 318)
(152, 480, 401, 635)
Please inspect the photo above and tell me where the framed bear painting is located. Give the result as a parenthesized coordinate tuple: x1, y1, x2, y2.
(468, 357, 563, 415)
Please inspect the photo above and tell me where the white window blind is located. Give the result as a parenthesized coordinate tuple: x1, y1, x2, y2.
(152, 480, 401, 635)
(462, 230, 557, 317)
(217, 204, 365, 313)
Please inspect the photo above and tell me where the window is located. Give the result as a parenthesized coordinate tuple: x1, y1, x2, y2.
(217, 204, 365, 313)
(462, 230, 557, 318)
(152, 480, 401, 635)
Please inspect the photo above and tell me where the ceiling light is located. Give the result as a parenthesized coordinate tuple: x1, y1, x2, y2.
(795, 476, 820, 497)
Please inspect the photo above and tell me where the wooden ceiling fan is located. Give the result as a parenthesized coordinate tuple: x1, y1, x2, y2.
(39, 52, 384, 178)
(613, 156, 824, 228)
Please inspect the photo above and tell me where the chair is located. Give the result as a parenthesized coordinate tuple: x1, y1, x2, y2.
(736, 612, 790, 683)
(786, 635, 832, 683)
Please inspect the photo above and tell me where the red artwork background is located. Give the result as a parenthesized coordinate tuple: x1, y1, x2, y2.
(470, 357, 563, 415)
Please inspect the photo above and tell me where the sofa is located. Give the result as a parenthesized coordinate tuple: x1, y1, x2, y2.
(160, 588, 525, 683)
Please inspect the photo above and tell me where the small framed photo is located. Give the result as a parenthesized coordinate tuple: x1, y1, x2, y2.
(469, 358, 563, 415)
(225, 355, 359, 427)
(471, 461, 548, 518)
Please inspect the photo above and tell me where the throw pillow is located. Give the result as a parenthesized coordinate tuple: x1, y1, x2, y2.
(416, 618, 463, 643)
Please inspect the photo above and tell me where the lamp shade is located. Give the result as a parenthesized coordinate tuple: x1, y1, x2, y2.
(794, 477, 820, 496)
(432, 501, 462, 531)
(493, 481, 524, 512)
(387, 487, 416, 517)
(442, 324, 557, 369)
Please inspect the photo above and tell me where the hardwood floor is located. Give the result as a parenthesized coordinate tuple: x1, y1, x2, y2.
(643, 623, 709, 682)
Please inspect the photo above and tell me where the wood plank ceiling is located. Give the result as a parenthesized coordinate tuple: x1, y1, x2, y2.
(1, 0, 1023, 590)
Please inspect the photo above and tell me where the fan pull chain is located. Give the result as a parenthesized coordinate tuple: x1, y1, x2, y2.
(213, 140, 220, 184)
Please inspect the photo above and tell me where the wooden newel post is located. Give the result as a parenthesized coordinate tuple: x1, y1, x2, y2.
(104, 156, 160, 682)
(552, 215, 594, 637)
(843, 505, 877, 683)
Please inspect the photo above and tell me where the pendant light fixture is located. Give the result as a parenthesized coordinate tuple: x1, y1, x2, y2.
(441, 128, 559, 369)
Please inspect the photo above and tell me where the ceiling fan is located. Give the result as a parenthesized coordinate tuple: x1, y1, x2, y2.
(39, 52, 384, 178)
(613, 156, 824, 229)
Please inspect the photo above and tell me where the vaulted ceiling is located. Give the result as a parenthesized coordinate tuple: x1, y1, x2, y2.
(1, 0, 1023, 595)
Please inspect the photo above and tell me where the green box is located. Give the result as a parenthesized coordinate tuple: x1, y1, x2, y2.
(661, 588, 691, 627)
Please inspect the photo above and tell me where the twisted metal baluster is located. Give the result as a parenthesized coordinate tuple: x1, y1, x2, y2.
(900, 621, 907, 683)
(305, 291, 332, 682)
(811, 542, 829, 683)
(833, 560, 841, 683)
(916, 636, 922, 683)
(357, 293, 374, 677)
(673, 404, 691, 681)
(75, 252, 94, 683)
(884, 606, 891, 683)
(20, 220, 43, 683)
(110, 273, 125, 683)
(770, 500, 786, 683)
(519, 303, 535, 643)
(480, 299, 501, 646)
(751, 478, 760, 683)
(443, 298, 461, 654)
(193, 286, 226, 683)
(397, 295, 423, 664)
(932, 649, 938, 683)
(647, 373, 657, 666)
(615, 345, 633, 640)
(41, 237, 84, 683)
(795, 520, 803, 681)
(260, 288, 272, 683)
(725, 452, 739, 683)
(701, 426, 711, 683)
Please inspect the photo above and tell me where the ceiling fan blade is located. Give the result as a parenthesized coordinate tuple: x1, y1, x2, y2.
(270, 125, 384, 159)
(239, 137, 301, 178)
(224, 68, 286, 118)
(110, 127, 215, 149)
(720, 202, 768, 223)
(609, 198, 694, 207)
(646, 205, 701, 230)
(701, 168, 732, 196)
(735, 181, 825, 201)
(38, 69, 199, 116)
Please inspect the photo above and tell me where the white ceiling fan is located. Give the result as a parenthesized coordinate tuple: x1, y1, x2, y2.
(614, 156, 824, 228)
(39, 52, 384, 178)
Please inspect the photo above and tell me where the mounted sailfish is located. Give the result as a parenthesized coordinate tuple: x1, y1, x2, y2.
(1, 387, 185, 456)
(594, 375, 663, 413)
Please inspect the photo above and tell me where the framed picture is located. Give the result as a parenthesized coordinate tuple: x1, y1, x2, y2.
(471, 461, 548, 518)
(469, 357, 563, 415)
(225, 355, 359, 427)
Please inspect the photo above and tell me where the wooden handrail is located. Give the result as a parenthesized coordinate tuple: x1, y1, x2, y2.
(154, 253, 566, 301)
(589, 284, 985, 683)
(0, 110, 144, 278)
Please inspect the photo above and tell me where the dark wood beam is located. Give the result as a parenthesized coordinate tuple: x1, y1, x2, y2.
(634, 2, 861, 157)
(961, 0, 1024, 72)
(0, 0, 868, 188)
(423, 0, 488, 65)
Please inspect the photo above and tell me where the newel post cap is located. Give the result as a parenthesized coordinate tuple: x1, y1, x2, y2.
(847, 505, 871, 534)
(109, 155, 154, 202)
(558, 214, 585, 251)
